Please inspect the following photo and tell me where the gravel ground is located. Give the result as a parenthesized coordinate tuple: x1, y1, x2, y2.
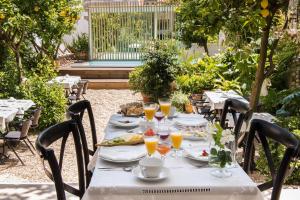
(0, 89, 141, 183)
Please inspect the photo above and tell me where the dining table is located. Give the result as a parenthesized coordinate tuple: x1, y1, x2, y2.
(83, 113, 263, 200)
(0, 99, 35, 131)
(48, 75, 81, 90)
(203, 90, 249, 111)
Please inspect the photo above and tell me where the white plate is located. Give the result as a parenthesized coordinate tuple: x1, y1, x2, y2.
(132, 167, 170, 182)
(110, 116, 140, 128)
(183, 146, 209, 162)
(100, 155, 144, 163)
(173, 115, 207, 126)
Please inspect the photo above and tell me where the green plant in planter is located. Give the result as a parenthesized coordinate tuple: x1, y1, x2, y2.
(171, 91, 189, 112)
(69, 33, 89, 60)
(129, 40, 182, 101)
(214, 74, 242, 94)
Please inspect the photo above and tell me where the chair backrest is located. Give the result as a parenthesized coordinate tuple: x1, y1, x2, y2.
(76, 83, 84, 100)
(35, 120, 85, 200)
(220, 98, 250, 142)
(20, 119, 32, 138)
(68, 100, 97, 186)
(32, 107, 42, 126)
(81, 80, 89, 94)
(243, 119, 300, 200)
(68, 100, 97, 155)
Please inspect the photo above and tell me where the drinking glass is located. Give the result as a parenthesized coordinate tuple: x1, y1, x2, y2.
(143, 102, 157, 122)
(156, 141, 171, 160)
(170, 132, 183, 157)
(154, 111, 164, 130)
(159, 98, 171, 121)
(144, 136, 158, 157)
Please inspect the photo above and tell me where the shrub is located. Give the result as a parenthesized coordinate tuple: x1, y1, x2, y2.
(23, 77, 67, 130)
(69, 33, 89, 53)
(171, 91, 189, 112)
(129, 40, 182, 101)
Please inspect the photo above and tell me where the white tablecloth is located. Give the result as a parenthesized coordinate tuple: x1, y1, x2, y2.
(48, 75, 81, 89)
(83, 114, 263, 200)
(0, 99, 35, 111)
(203, 91, 249, 110)
(0, 99, 35, 131)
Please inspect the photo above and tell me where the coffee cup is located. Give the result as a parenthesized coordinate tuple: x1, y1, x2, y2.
(139, 157, 163, 178)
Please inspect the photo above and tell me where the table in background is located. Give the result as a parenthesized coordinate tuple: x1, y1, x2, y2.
(0, 99, 35, 131)
(203, 90, 248, 111)
(83, 114, 263, 200)
(48, 75, 81, 90)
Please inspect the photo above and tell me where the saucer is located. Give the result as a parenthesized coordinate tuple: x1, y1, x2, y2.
(132, 167, 170, 182)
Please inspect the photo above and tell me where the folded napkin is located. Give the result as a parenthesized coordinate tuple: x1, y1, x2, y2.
(99, 145, 146, 162)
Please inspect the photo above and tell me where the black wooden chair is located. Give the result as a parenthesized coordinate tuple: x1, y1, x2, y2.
(191, 94, 213, 120)
(35, 120, 86, 200)
(243, 119, 300, 200)
(2, 119, 33, 165)
(220, 98, 250, 145)
(68, 100, 97, 155)
(68, 100, 97, 186)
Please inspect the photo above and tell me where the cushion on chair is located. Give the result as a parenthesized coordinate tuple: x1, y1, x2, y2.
(5, 131, 21, 139)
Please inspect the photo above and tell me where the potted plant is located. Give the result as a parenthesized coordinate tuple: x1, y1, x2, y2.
(69, 33, 89, 61)
(129, 40, 182, 102)
(171, 91, 193, 113)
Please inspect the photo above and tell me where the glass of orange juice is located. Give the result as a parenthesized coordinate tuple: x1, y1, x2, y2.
(144, 137, 159, 157)
(170, 132, 183, 157)
(159, 98, 171, 121)
(156, 141, 171, 160)
(143, 102, 157, 121)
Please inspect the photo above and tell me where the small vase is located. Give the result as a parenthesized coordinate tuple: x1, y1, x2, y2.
(185, 103, 193, 113)
(209, 144, 233, 178)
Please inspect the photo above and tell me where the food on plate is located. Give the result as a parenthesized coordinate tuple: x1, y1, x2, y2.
(144, 128, 155, 136)
(201, 150, 209, 156)
(183, 131, 207, 138)
(97, 134, 144, 147)
(120, 102, 143, 116)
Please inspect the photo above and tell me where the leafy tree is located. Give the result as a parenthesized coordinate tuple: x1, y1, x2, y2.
(177, 0, 295, 111)
(0, 0, 81, 83)
(176, 0, 225, 54)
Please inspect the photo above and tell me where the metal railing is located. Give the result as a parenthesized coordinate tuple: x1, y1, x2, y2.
(86, 0, 176, 60)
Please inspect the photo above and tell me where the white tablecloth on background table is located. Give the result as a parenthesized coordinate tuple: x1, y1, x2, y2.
(203, 91, 249, 110)
(0, 99, 35, 131)
(83, 114, 263, 200)
(0, 99, 35, 111)
(48, 75, 81, 89)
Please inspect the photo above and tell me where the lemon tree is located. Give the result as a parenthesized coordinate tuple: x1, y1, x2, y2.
(177, 0, 293, 111)
(0, 0, 81, 83)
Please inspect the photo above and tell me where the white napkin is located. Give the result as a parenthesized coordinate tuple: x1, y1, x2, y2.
(99, 145, 147, 162)
(183, 145, 209, 161)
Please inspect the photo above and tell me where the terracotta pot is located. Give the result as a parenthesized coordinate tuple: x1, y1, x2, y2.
(141, 93, 152, 103)
(185, 103, 194, 113)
